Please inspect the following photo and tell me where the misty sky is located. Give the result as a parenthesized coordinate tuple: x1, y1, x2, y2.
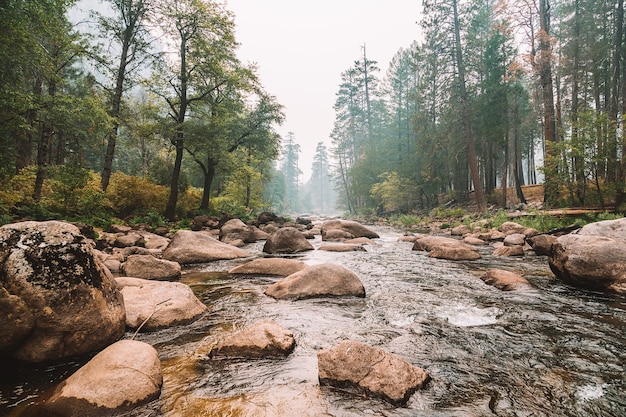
(225, 1, 422, 181)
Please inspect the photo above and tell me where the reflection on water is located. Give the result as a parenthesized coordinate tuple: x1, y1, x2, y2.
(1, 226, 625, 416)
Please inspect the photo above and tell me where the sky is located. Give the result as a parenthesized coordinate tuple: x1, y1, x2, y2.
(224, 1, 423, 182)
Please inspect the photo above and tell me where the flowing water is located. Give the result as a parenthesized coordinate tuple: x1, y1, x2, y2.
(1, 226, 625, 416)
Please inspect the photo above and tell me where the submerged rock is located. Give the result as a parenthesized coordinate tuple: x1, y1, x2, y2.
(493, 245, 525, 257)
(480, 269, 532, 291)
(116, 277, 207, 331)
(265, 263, 365, 300)
(318, 243, 367, 252)
(413, 236, 481, 260)
(0, 221, 125, 363)
(163, 230, 251, 264)
(35, 340, 162, 416)
(317, 340, 430, 405)
(209, 320, 295, 358)
(228, 258, 307, 276)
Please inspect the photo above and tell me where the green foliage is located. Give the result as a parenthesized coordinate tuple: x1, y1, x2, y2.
(210, 196, 253, 221)
(370, 172, 415, 213)
(129, 210, 167, 229)
(390, 214, 424, 227)
(429, 206, 467, 219)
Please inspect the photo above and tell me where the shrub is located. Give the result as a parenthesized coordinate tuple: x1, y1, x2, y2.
(106, 172, 168, 218)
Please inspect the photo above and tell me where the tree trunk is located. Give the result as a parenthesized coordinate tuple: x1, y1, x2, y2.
(615, 0, 626, 210)
(165, 35, 189, 221)
(452, 0, 487, 213)
(199, 157, 216, 211)
(538, 0, 559, 207)
(33, 79, 56, 202)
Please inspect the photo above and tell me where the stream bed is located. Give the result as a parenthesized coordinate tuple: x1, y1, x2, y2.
(2, 226, 625, 416)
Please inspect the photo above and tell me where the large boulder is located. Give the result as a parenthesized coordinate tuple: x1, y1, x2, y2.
(209, 320, 295, 358)
(162, 230, 251, 264)
(220, 218, 256, 244)
(0, 221, 125, 363)
(576, 217, 626, 238)
(321, 220, 379, 240)
(35, 340, 162, 416)
(549, 233, 626, 293)
(317, 340, 430, 405)
(265, 263, 365, 300)
(480, 269, 532, 291)
(262, 227, 314, 254)
(122, 254, 181, 281)
(228, 258, 307, 276)
(116, 277, 207, 331)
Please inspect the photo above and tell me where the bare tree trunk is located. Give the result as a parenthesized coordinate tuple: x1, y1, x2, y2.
(33, 79, 56, 202)
(538, 0, 559, 207)
(452, 0, 487, 213)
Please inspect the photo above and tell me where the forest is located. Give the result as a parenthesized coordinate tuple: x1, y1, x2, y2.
(1, 0, 625, 228)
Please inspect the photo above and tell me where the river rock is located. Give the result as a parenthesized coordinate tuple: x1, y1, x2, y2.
(209, 320, 295, 358)
(504, 233, 526, 246)
(321, 220, 380, 240)
(318, 243, 367, 252)
(163, 230, 251, 264)
(36, 340, 162, 416)
(253, 227, 271, 241)
(116, 277, 207, 331)
(480, 269, 532, 291)
(549, 234, 626, 293)
(265, 263, 365, 300)
(413, 236, 481, 260)
(0, 221, 125, 363)
(527, 234, 557, 256)
(317, 340, 430, 405)
(122, 254, 181, 281)
(451, 224, 472, 236)
(321, 229, 355, 241)
(464, 236, 487, 245)
(429, 245, 481, 260)
(136, 230, 170, 251)
(493, 245, 525, 257)
(397, 235, 420, 243)
(262, 227, 314, 254)
(499, 221, 527, 235)
(114, 231, 145, 248)
(220, 218, 256, 244)
(228, 258, 308, 276)
(344, 237, 377, 245)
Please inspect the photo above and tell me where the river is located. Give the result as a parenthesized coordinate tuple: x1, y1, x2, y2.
(1, 226, 625, 416)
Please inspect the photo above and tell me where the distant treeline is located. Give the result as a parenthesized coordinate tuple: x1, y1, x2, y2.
(328, 0, 626, 215)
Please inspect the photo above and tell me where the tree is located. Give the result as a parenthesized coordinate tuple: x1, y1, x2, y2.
(93, 0, 153, 191)
(152, 0, 237, 220)
(280, 132, 301, 212)
(306, 141, 335, 213)
(452, 0, 487, 213)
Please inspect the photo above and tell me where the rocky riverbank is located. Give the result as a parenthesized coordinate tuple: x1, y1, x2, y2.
(1, 213, 624, 415)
